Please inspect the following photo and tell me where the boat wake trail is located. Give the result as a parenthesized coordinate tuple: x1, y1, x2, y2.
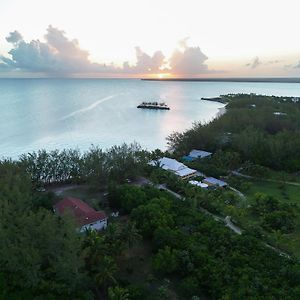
(60, 94, 119, 120)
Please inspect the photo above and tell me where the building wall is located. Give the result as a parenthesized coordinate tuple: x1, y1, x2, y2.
(80, 218, 107, 232)
(181, 171, 197, 180)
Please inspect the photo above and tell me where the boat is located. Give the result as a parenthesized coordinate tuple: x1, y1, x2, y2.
(137, 101, 170, 110)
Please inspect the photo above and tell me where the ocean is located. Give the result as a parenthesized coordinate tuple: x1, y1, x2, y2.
(0, 78, 300, 159)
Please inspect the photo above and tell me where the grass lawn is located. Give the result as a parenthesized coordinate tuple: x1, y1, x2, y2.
(266, 170, 300, 183)
(244, 179, 300, 204)
(230, 177, 300, 257)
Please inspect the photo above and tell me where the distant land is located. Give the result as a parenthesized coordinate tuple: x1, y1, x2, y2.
(142, 77, 300, 83)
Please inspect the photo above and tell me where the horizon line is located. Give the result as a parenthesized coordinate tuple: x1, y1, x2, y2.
(1, 76, 300, 83)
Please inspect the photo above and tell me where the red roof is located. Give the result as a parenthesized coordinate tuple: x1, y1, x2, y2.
(54, 197, 107, 226)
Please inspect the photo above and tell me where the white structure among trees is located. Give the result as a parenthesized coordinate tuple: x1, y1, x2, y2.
(150, 157, 197, 180)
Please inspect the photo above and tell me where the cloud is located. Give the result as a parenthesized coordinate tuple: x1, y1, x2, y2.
(122, 47, 166, 73)
(294, 61, 300, 68)
(169, 38, 209, 74)
(246, 56, 262, 69)
(266, 59, 281, 65)
(6, 30, 23, 44)
(245, 57, 282, 69)
(1, 26, 117, 74)
(0, 27, 211, 76)
(178, 37, 190, 50)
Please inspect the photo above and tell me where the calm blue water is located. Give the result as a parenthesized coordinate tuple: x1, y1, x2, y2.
(0, 78, 300, 158)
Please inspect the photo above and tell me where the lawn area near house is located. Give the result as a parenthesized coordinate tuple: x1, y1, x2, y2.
(244, 179, 300, 256)
(227, 176, 300, 257)
(264, 170, 300, 183)
(244, 179, 300, 204)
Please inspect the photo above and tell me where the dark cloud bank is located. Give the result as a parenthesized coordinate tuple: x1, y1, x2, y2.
(0, 26, 210, 76)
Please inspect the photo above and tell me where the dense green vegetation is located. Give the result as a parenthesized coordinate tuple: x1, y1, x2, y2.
(0, 160, 147, 299)
(109, 184, 300, 299)
(168, 94, 300, 172)
(20, 142, 150, 188)
(1, 155, 300, 299)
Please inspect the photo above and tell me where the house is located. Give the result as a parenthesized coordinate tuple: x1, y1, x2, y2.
(203, 177, 228, 188)
(183, 149, 212, 161)
(150, 157, 197, 180)
(53, 197, 107, 232)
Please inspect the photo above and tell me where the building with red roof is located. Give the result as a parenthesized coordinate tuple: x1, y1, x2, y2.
(53, 197, 107, 232)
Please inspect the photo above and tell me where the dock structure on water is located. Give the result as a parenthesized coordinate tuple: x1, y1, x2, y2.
(137, 101, 170, 110)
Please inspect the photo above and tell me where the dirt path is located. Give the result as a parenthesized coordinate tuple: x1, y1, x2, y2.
(48, 184, 82, 196)
(231, 170, 300, 186)
(153, 181, 243, 234)
(229, 186, 247, 200)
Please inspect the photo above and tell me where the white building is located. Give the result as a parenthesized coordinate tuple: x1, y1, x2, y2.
(150, 157, 197, 180)
(189, 180, 208, 188)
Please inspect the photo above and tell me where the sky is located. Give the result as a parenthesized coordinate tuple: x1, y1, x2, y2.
(0, 0, 300, 78)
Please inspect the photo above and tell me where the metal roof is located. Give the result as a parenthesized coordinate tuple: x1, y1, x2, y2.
(189, 149, 212, 159)
(204, 177, 227, 187)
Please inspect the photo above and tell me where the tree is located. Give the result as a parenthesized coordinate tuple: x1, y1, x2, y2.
(104, 223, 125, 257)
(0, 206, 89, 298)
(131, 197, 174, 237)
(82, 146, 108, 189)
(121, 221, 142, 250)
(0, 161, 93, 299)
(106, 142, 148, 182)
(152, 246, 179, 274)
(117, 185, 147, 213)
(108, 286, 130, 300)
(262, 211, 296, 233)
(94, 256, 117, 289)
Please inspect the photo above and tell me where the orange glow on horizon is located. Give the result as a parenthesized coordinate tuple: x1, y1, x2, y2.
(156, 73, 172, 79)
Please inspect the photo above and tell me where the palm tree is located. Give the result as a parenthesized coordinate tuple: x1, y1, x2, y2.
(104, 223, 125, 256)
(83, 229, 107, 268)
(108, 286, 130, 300)
(121, 221, 142, 250)
(94, 255, 117, 288)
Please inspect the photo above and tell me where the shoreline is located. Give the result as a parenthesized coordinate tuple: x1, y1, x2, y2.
(216, 105, 227, 119)
(142, 77, 300, 83)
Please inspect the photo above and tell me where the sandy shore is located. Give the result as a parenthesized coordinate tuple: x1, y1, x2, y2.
(216, 105, 227, 118)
